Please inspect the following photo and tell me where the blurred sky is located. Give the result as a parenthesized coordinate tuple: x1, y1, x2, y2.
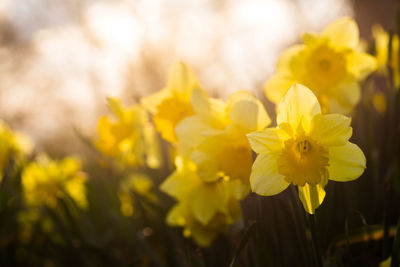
(0, 0, 354, 155)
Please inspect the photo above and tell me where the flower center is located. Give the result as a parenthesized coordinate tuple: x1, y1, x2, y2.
(216, 141, 252, 183)
(305, 44, 347, 89)
(277, 136, 329, 186)
(318, 59, 331, 71)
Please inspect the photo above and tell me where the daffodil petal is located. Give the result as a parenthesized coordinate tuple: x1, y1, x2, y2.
(191, 150, 219, 182)
(322, 17, 359, 49)
(167, 61, 199, 95)
(276, 45, 306, 75)
(160, 169, 199, 200)
(229, 96, 270, 132)
(247, 128, 288, 154)
(302, 33, 320, 46)
(263, 74, 296, 104)
(277, 84, 321, 131)
(298, 183, 326, 214)
(140, 88, 171, 114)
(191, 183, 227, 225)
(166, 203, 188, 226)
(310, 114, 352, 146)
(347, 52, 377, 80)
(190, 89, 226, 128)
(330, 78, 361, 114)
(328, 142, 366, 182)
(250, 153, 289, 196)
(175, 116, 212, 149)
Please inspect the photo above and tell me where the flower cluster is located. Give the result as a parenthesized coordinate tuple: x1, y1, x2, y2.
(93, 17, 377, 247)
(19, 155, 87, 242)
(145, 62, 270, 246)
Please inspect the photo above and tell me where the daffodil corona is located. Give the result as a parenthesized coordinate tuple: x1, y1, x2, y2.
(248, 84, 366, 214)
(265, 17, 376, 114)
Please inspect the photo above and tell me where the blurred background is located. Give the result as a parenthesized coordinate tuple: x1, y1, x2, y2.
(0, 0, 394, 156)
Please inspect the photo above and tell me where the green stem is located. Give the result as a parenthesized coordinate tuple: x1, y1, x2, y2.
(308, 213, 323, 267)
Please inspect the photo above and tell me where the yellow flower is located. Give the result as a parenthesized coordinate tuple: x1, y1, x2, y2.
(265, 17, 376, 114)
(118, 173, 157, 216)
(141, 61, 200, 142)
(161, 156, 243, 226)
(372, 92, 387, 113)
(0, 120, 33, 179)
(95, 98, 161, 169)
(21, 155, 88, 209)
(175, 89, 270, 196)
(372, 24, 400, 88)
(166, 201, 240, 247)
(248, 84, 366, 214)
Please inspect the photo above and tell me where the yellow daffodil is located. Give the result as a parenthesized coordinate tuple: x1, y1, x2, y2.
(141, 61, 200, 142)
(95, 98, 161, 169)
(265, 17, 376, 114)
(176, 89, 270, 196)
(166, 201, 240, 247)
(161, 156, 242, 227)
(0, 120, 33, 180)
(162, 156, 241, 246)
(248, 84, 366, 214)
(372, 92, 387, 113)
(372, 24, 400, 89)
(118, 173, 157, 216)
(21, 155, 88, 209)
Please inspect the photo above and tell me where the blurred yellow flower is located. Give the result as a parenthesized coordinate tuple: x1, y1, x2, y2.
(0, 120, 33, 180)
(372, 24, 400, 88)
(265, 17, 376, 114)
(372, 92, 387, 113)
(21, 155, 88, 209)
(118, 173, 157, 217)
(248, 84, 366, 214)
(95, 98, 161, 169)
(141, 61, 200, 142)
(166, 201, 240, 247)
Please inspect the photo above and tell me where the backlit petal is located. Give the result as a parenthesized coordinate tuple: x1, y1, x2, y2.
(167, 61, 199, 95)
(330, 78, 360, 114)
(250, 153, 289, 196)
(228, 92, 271, 132)
(140, 88, 171, 114)
(190, 89, 226, 129)
(298, 183, 326, 214)
(328, 142, 366, 182)
(247, 128, 288, 154)
(277, 84, 321, 132)
(322, 17, 359, 49)
(263, 74, 296, 104)
(347, 52, 377, 80)
(276, 45, 306, 75)
(175, 116, 212, 149)
(310, 114, 352, 146)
